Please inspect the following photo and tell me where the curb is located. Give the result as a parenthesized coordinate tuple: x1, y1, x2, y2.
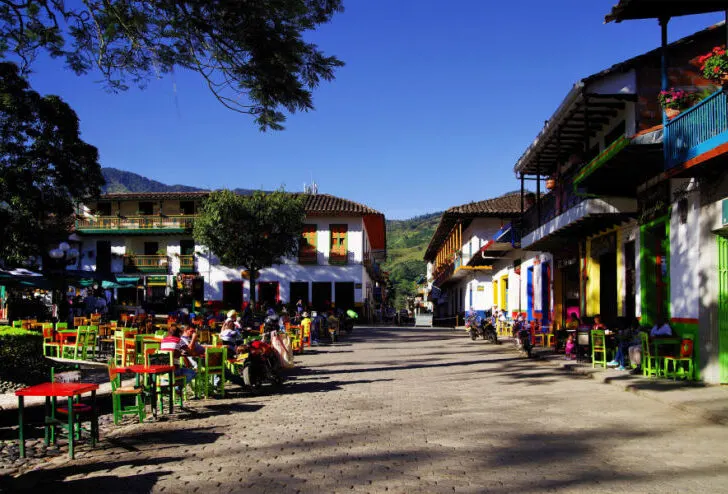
(554, 358, 728, 426)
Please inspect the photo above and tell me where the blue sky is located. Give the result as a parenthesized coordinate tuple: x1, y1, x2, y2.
(25, 1, 724, 219)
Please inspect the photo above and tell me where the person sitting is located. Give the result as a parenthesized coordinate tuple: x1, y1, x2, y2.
(160, 326, 196, 385)
(180, 325, 205, 364)
(592, 314, 607, 332)
(225, 310, 241, 329)
(219, 320, 243, 354)
(565, 312, 580, 331)
(327, 310, 339, 338)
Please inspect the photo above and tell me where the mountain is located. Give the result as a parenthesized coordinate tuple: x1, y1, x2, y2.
(382, 212, 442, 307)
(101, 168, 257, 195)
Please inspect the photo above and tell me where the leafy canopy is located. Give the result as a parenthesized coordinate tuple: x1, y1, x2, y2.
(193, 189, 306, 301)
(0, 0, 345, 130)
(0, 62, 103, 265)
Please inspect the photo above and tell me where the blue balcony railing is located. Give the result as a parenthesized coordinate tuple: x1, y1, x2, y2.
(665, 88, 728, 169)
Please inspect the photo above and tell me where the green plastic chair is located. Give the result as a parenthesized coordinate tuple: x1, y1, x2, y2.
(55, 322, 68, 330)
(200, 346, 226, 398)
(152, 351, 190, 410)
(62, 326, 89, 360)
(663, 336, 695, 381)
(86, 325, 99, 360)
(591, 330, 607, 368)
(12, 320, 22, 328)
(108, 360, 145, 424)
(640, 332, 660, 378)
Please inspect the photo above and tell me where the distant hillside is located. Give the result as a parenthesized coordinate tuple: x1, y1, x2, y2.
(101, 168, 257, 195)
(383, 212, 441, 307)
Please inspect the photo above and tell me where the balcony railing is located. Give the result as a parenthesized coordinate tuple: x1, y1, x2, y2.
(178, 255, 195, 273)
(76, 215, 197, 232)
(521, 186, 586, 237)
(123, 255, 169, 273)
(363, 252, 382, 279)
(329, 252, 348, 265)
(665, 88, 728, 169)
(298, 250, 318, 264)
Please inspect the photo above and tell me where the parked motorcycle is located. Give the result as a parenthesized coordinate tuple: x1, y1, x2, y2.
(513, 318, 532, 357)
(235, 339, 284, 390)
(479, 320, 499, 344)
(466, 314, 480, 341)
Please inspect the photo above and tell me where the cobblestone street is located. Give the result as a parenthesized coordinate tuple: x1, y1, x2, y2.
(3, 326, 728, 493)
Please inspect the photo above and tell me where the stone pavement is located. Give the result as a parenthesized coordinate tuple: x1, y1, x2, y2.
(2, 326, 728, 493)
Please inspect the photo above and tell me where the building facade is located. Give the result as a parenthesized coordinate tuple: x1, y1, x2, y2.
(73, 192, 387, 320)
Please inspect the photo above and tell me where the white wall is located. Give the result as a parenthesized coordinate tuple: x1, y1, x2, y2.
(669, 179, 700, 321)
(461, 218, 506, 264)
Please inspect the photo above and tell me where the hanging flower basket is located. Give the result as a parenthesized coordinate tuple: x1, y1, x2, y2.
(545, 178, 557, 190)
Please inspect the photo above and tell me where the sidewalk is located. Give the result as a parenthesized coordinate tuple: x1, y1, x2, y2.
(531, 345, 728, 425)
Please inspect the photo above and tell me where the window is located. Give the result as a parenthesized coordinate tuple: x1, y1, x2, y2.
(329, 224, 348, 264)
(180, 201, 195, 215)
(96, 202, 112, 216)
(138, 202, 154, 215)
(180, 239, 195, 256)
(299, 225, 317, 264)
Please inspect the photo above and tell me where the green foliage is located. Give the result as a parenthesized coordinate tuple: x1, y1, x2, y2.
(0, 62, 103, 265)
(101, 167, 258, 195)
(383, 212, 441, 309)
(0, 327, 49, 383)
(0, 0, 345, 130)
(193, 189, 306, 303)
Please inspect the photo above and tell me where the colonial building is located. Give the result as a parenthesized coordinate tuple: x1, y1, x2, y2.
(73, 191, 387, 320)
(510, 3, 728, 382)
(423, 193, 525, 325)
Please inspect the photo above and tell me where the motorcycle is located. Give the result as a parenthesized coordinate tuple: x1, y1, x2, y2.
(479, 320, 499, 344)
(512, 318, 532, 358)
(235, 338, 284, 390)
(466, 314, 480, 341)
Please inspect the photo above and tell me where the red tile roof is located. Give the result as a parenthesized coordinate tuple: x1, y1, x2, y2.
(98, 191, 383, 216)
(424, 193, 522, 262)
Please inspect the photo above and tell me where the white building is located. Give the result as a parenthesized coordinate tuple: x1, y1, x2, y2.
(423, 193, 524, 325)
(73, 191, 387, 320)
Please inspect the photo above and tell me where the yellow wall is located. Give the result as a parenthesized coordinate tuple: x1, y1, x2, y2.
(499, 275, 508, 313)
(616, 229, 624, 316)
(586, 239, 600, 317)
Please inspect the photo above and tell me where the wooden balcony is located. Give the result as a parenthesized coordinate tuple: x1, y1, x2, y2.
(123, 255, 170, 273)
(76, 215, 197, 234)
(178, 255, 195, 273)
(329, 252, 348, 265)
(298, 250, 318, 265)
(665, 88, 728, 170)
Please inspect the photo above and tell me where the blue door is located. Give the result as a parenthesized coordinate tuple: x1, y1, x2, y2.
(541, 262, 551, 325)
(527, 267, 534, 321)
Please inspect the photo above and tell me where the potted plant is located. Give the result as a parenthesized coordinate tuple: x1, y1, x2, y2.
(697, 46, 728, 85)
(545, 174, 558, 190)
(658, 88, 696, 119)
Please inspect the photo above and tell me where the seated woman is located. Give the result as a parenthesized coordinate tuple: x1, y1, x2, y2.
(219, 320, 243, 354)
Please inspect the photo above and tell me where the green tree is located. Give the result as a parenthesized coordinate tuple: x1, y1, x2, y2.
(0, 0, 344, 130)
(0, 62, 103, 266)
(193, 189, 306, 307)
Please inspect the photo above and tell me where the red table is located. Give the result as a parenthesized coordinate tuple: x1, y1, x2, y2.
(15, 382, 99, 459)
(126, 365, 176, 417)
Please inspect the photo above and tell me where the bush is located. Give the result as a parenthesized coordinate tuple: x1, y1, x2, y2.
(0, 327, 51, 384)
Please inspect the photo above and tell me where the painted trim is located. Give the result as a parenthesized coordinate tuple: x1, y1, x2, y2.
(670, 317, 698, 324)
(616, 229, 624, 316)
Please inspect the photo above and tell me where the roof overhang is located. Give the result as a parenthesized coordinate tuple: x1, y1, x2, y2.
(363, 214, 386, 252)
(605, 0, 728, 23)
(514, 91, 637, 177)
(573, 128, 664, 196)
(522, 197, 637, 251)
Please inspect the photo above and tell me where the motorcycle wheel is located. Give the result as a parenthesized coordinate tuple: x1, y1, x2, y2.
(241, 363, 262, 389)
(470, 330, 477, 341)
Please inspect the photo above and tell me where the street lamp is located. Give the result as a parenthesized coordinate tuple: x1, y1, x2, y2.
(47, 237, 80, 322)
